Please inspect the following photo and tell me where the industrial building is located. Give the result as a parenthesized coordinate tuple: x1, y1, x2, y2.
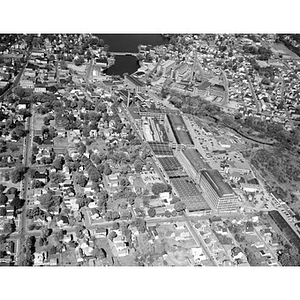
(199, 169, 238, 212)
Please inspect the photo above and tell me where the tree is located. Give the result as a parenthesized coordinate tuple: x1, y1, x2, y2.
(112, 222, 119, 230)
(103, 164, 112, 176)
(49, 172, 66, 184)
(91, 181, 100, 192)
(134, 159, 143, 173)
(120, 177, 130, 187)
(0, 140, 7, 153)
(3, 222, 15, 234)
(33, 136, 42, 145)
(164, 210, 171, 218)
(38, 237, 45, 247)
(108, 230, 117, 241)
(174, 201, 186, 212)
(41, 228, 52, 239)
(74, 173, 88, 187)
(39, 191, 60, 211)
(0, 193, 8, 205)
(14, 86, 26, 97)
(94, 248, 106, 259)
(49, 246, 57, 255)
(76, 142, 86, 155)
(52, 157, 64, 170)
(31, 179, 45, 189)
(12, 126, 28, 140)
(112, 211, 120, 221)
(28, 168, 38, 178)
(89, 169, 100, 182)
(6, 187, 17, 194)
(10, 165, 26, 183)
(0, 235, 7, 244)
(10, 196, 25, 209)
(55, 229, 64, 242)
(0, 207, 7, 217)
(151, 183, 170, 195)
(171, 210, 177, 217)
(74, 56, 85, 66)
(121, 209, 132, 220)
(147, 207, 156, 218)
(135, 218, 147, 233)
(0, 184, 6, 193)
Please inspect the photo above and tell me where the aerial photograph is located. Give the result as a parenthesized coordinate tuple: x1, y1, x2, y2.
(1, 33, 300, 267)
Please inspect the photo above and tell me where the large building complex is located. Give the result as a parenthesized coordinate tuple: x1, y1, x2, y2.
(165, 114, 194, 147)
(199, 169, 239, 212)
(176, 148, 211, 183)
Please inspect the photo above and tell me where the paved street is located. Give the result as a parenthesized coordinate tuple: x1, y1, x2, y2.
(16, 102, 33, 265)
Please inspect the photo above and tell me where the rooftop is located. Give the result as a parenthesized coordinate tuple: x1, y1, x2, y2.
(167, 114, 194, 145)
(126, 75, 145, 87)
(183, 148, 211, 172)
(201, 169, 234, 198)
(170, 177, 211, 212)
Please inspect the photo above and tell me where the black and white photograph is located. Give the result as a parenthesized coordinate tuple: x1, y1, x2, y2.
(0, 1, 299, 299)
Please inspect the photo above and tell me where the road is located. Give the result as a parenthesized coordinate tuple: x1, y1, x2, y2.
(246, 74, 262, 114)
(253, 226, 279, 262)
(183, 215, 218, 266)
(220, 69, 229, 106)
(0, 47, 32, 102)
(16, 102, 34, 265)
(85, 58, 94, 85)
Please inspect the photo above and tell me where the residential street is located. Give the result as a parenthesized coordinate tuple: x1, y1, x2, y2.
(17, 102, 33, 265)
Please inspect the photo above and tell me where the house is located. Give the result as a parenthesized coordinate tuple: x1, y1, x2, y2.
(95, 227, 107, 238)
(34, 172, 48, 184)
(56, 215, 69, 227)
(49, 258, 58, 266)
(252, 241, 265, 248)
(103, 173, 120, 194)
(231, 247, 244, 260)
(34, 251, 48, 266)
(174, 221, 185, 230)
(34, 84, 47, 94)
(191, 247, 207, 264)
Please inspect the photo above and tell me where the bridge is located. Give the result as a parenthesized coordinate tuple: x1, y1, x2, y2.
(110, 52, 138, 57)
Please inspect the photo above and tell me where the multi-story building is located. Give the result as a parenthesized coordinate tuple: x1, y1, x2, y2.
(158, 59, 176, 76)
(124, 75, 146, 93)
(199, 169, 238, 212)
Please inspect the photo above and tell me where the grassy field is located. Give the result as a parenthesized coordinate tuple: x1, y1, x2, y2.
(271, 43, 300, 59)
(250, 148, 300, 213)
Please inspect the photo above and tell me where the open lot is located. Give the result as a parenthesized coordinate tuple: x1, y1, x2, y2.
(271, 43, 300, 59)
(53, 136, 69, 149)
(33, 113, 45, 131)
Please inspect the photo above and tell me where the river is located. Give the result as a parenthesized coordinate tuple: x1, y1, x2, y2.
(96, 34, 169, 76)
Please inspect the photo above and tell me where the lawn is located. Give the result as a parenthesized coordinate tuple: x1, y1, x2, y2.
(61, 248, 77, 265)
(0, 177, 21, 192)
(53, 136, 69, 149)
(94, 237, 115, 265)
(33, 113, 45, 131)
